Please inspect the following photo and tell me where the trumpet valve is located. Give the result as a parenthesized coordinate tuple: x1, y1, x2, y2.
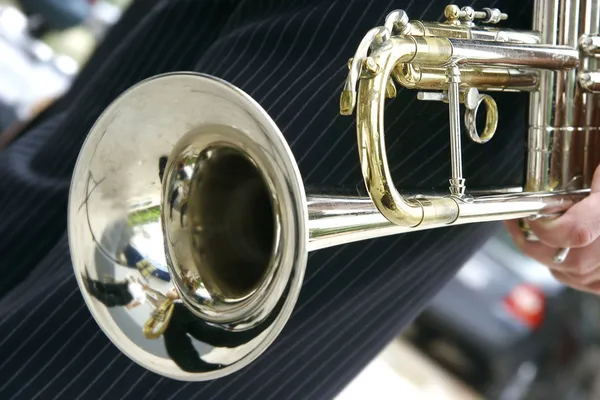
(482, 7, 508, 24)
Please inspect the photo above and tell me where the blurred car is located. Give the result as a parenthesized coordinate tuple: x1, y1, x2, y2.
(406, 226, 600, 400)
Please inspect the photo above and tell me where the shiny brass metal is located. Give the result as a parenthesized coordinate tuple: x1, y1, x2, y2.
(68, 1, 600, 381)
(464, 92, 498, 144)
(345, 33, 579, 225)
(143, 298, 175, 340)
(393, 64, 539, 92)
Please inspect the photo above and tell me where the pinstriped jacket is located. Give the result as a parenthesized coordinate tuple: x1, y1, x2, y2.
(0, 0, 532, 399)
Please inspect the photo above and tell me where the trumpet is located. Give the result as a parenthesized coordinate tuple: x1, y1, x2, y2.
(68, 1, 599, 381)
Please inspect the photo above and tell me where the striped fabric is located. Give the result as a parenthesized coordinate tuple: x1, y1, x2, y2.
(0, 0, 532, 398)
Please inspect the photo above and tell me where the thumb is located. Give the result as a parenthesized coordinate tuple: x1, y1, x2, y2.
(528, 165, 600, 248)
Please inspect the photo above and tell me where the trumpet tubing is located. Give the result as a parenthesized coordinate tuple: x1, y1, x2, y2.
(392, 64, 540, 92)
(68, 1, 600, 381)
(527, 0, 600, 193)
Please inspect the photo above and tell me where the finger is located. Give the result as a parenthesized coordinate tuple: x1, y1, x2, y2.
(585, 280, 600, 293)
(504, 219, 535, 246)
(527, 192, 600, 248)
(551, 270, 600, 295)
(527, 166, 600, 248)
(550, 270, 593, 293)
(574, 266, 600, 286)
(504, 220, 568, 272)
(592, 163, 600, 193)
(504, 220, 600, 275)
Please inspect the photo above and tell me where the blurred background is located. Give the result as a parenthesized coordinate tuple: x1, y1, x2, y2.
(2, 1, 600, 399)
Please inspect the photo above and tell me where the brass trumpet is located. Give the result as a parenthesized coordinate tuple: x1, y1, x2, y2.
(68, 1, 599, 381)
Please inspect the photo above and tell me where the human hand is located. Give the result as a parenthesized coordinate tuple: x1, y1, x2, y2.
(167, 288, 180, 300)
(505, 166, 600, 294)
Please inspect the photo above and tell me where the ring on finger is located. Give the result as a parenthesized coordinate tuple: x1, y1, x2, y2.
(553, 247, 571, 263)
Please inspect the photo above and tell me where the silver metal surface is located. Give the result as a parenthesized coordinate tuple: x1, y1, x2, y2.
(446, 65, 466, 196)
(580, 34, 600, 55)
(579, 71, 600, 92)
(416, 91, 448, 101)
(306, 189, 588, 251)
(68, 73, 308, 380)
(464, 92, 498, 144)
(449, 39, 579, 70)
(385, 9, 409, 35)
(467, 29, 541, 44)
(464, 87, 480, 110)
(527, 0, 600, 193)
(553, 247, 571, 263)
(524, 0, 600, 260)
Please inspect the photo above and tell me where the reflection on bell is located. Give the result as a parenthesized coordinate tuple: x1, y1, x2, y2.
(143, 298, 175, 340)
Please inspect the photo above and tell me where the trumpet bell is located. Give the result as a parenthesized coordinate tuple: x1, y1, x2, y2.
(68, 72, 308, 380)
